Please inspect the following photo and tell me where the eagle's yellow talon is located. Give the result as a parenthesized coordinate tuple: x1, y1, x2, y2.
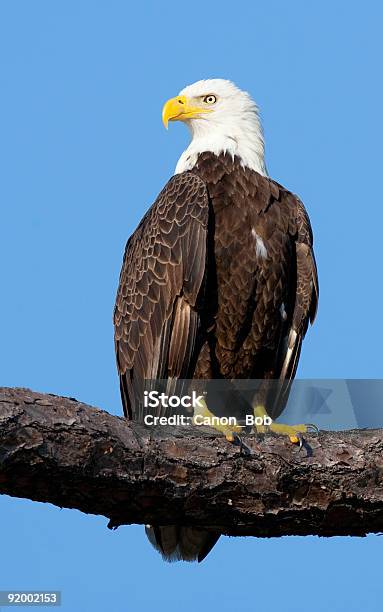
(253, 403, 316, 447)
(193, 399, 251, 454)
(289, 434, 300, 444)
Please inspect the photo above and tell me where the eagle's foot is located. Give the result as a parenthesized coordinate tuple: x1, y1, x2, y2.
(253, 404, 318, 449)
(193, 398, 251, 455)
(260, 421, 318, 450)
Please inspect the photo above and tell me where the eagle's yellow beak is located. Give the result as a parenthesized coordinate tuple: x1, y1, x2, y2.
(162, 95, 212, 129)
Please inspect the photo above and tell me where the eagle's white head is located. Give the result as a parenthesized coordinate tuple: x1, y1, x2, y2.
(162, 79, 267, 176)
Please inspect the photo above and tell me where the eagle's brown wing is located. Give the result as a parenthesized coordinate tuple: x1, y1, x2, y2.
(114, 172, 209, 422)
(269, 191, 319, 418)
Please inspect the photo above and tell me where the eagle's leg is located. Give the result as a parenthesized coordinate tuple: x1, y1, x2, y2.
(193, 398, 251, 455)
(253, 404, 318, 447)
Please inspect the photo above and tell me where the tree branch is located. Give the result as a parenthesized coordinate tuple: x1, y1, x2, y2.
(1, 387, 383, 537)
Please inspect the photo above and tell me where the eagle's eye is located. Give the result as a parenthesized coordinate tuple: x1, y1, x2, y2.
(203, 94, 217, 105)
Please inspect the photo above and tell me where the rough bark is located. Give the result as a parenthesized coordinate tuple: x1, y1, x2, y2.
(0, 387, 383, 537)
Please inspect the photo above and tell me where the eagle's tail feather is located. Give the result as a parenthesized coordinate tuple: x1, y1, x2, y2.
(145, 525, 220, 563)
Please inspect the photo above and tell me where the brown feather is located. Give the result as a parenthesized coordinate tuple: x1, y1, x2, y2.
(114, 172, 209, 419)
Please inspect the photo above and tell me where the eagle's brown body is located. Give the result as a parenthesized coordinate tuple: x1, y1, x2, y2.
(115, 153, 317, 416)
(114, 152, 318, 561)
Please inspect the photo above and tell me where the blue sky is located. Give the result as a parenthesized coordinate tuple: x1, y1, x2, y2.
(1, 1, 383, 610)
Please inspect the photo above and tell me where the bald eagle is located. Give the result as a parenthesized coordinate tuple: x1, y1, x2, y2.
(114, 79, 318, 562)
